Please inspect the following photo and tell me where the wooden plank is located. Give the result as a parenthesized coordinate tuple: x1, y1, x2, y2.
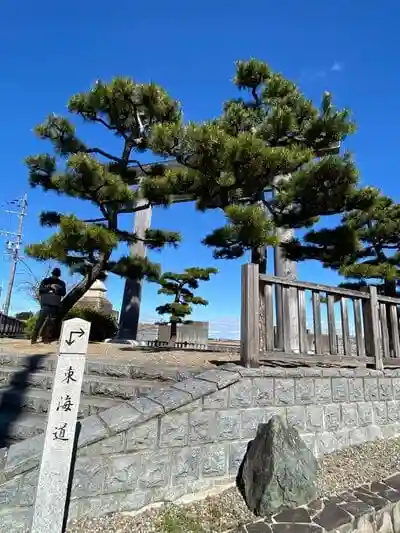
(282, 286, 292, 353)
(298, 289, 308, 354)
(340, 298, 351, 356)
(274, 206, 299, 353)
(240, 264, 260, 367)
(312, 292, 323, 355)
(377, 294, 400, 305)
(382, 357, 400, 368)
(362, 297, 373, 357)
(380, 303, 391, 359)
(369, 286, 383, 370)
(288, 286, 300, 353)
(389, 304, 400, 359)
(264, 283, 275, 351)
(327, 294, 338, 355)
(275, 284, 284, 351)
(259, 273, 370, 300)
(353, 298, 365, 357)
(260, 351, 371, 368)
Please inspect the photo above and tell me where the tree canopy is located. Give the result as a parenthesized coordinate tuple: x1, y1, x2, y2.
(156, 267, 217, 343)
(26, 59, 380, 336)
(25, 78, 185, 319)
(284, 191, 400, 296)
(147, 59, 374, 272)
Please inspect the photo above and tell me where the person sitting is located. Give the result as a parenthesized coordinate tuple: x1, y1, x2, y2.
(31, 267, 66, 344)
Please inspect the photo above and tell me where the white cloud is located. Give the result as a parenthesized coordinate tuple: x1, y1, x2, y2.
(299, 62, 343, 83)
(331, 62, 343, 72)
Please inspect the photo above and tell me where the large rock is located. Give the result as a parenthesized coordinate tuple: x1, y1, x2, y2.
(237, 415, 318, 516)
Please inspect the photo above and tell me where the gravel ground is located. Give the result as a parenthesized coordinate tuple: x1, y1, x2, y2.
(67, 436, 400, 533)
(0, 339, 239, 367)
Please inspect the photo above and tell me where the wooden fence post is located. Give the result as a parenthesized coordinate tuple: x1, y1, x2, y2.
(368, 286, 383, 371)
(240, 263, 260, 367)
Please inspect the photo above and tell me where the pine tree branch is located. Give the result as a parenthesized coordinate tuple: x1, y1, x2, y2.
(251, 87, 260, 107)
(82, 217, 108, 223)
(86, 147, 123, 162)
(85, 146, 151, 178)
(90, 116, 119, 133)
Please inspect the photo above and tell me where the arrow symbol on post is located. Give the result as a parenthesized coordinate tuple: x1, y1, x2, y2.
(65, 328, 85, 346)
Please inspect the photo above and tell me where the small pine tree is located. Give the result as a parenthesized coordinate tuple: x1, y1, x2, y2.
(148, 59, 373, 272)
(25, 78, 184, 332)
(156, 267, 217, 344)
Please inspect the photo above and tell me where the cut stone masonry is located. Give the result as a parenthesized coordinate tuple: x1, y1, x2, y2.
(3, 361, 400, 532)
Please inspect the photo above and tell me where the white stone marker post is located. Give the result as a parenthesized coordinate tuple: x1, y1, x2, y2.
(31, 318, 91, 533)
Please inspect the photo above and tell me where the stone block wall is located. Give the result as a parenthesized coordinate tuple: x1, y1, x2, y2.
(158, 321, 209, 345)
(3, 364, 400, 532)
(136, 322, 159, 342)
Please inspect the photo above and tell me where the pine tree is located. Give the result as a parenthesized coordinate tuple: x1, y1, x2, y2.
(284, 192, 400, 296)
(148, 59, 374, 272)
(25, 78, 184, 329)
(156, 267, 217, 344)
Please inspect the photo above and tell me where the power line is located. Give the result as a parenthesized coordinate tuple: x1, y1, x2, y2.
(0, 194, 28, 316)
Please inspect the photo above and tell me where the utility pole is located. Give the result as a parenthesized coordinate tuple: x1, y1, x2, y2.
(1, 194, 28, 316)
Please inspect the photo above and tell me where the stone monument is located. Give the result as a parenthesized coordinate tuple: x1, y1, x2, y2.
(74, 279, 113, 315)
(237, 415, 318, 516)
(30, 318, 91, 533)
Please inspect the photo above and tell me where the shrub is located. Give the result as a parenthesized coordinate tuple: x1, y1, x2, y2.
(25, 307, 118, 342)
(16, 311, 34, 321)
(24, 314, 38, 338)
(66, 307, 118, 342)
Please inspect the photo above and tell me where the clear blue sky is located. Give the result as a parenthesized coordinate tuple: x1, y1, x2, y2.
(0, 0, 398, 338)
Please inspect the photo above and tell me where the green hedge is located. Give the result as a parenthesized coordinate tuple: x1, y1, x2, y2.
(25, 307, 118, 342)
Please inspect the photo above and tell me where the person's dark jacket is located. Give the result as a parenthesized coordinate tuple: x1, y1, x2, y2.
(38, 276, 66, 307)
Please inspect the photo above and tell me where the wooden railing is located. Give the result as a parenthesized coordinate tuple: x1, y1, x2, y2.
(240, 263, 400, 369)
(144, 339, 208, 350)
(0, 313, 25, 337)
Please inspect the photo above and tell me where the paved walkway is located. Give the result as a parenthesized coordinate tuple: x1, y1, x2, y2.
(231, 474, 400, 531)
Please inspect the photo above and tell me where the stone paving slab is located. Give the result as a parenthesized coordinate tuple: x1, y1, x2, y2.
(231, 475, 400, 532)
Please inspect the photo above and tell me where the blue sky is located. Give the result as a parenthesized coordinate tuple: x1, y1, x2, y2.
(0, 0, 398, 338)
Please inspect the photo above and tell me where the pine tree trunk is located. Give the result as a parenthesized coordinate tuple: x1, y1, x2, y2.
(251, 246, 267, 274)
(169, 321, 177, 346)
(251, 193, 268, 275)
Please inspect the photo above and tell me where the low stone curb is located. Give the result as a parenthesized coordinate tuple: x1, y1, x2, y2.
(228, 474, 400, 532)
(0, 351, 203, 381)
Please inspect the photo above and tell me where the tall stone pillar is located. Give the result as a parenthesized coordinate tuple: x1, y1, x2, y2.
(118, 201, 152, 339)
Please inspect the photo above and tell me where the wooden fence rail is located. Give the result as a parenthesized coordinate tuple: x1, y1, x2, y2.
(240, 263, 400, 369)
(0, 313, 25, 337)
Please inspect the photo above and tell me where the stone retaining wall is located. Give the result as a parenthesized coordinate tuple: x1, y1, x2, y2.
(3, 364, 400, 532)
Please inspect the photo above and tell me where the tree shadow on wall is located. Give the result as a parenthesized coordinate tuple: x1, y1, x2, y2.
(0, 354, 47, 448)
